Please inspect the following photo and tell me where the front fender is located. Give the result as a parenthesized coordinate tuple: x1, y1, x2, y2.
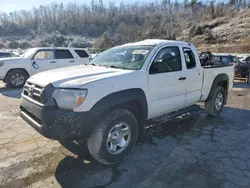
(90, 88, 148, 120)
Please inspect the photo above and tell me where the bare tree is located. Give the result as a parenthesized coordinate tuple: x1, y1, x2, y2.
(0, 0, 247, 49)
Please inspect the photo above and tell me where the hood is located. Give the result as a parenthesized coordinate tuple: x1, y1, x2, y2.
(28, 65, 135, 88)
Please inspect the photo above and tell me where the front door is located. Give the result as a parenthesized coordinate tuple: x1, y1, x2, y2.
(147, 46, 186, 118)
(31, 50, 57, 75)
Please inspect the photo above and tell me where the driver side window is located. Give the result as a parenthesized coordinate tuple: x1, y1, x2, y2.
(149, 46, 182, 74)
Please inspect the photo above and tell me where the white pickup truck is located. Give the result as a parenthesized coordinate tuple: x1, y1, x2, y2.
(20, 40, 234, 165)
(0, 47, 89, 88)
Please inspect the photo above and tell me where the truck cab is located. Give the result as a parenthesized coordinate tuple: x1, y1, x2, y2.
(20, 40, 234, 165)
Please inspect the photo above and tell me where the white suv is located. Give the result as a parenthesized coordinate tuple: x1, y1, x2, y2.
(0, 47, 89, 88)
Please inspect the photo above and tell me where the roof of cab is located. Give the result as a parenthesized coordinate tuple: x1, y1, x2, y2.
(122, 39, 192, 47)
(29, 47, 88, 51)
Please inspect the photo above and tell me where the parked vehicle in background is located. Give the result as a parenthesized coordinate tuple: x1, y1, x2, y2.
(0, 51, 19, 58)
(212, 55, 240, 66)
(241, 56, 250, 64)
(234, 60, 250, 77)
(20, 39, 234, 165)
(0, 47, 89, 88)
(200, 52, 239, 66)
(239, 56, 245, 62)
(199, 51, 214, 66)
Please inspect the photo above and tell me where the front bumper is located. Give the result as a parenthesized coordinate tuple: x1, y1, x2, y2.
(20, 96, 104, 140)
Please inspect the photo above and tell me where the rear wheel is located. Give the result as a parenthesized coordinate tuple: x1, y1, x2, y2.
(5, 70, 28, 88)
(204, 86, 225, 116)
(87, 108, 138, 165)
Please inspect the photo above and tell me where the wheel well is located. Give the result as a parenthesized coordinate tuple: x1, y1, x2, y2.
(217, 80, 228, 91)
(4, 68, 30, 81)
(116, 100, 145, 136)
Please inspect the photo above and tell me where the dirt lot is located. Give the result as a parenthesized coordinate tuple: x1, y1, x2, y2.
(0, 81, 250, 188)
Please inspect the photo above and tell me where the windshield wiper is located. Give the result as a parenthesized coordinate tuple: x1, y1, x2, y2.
(84, 63, 99, 66)
(107, 65, 125, 69)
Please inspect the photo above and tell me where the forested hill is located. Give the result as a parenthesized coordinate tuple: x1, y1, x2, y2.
(0, 0, 249, 52)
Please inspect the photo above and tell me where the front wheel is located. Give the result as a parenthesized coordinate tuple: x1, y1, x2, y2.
(87, 108, 138, 165)
(5, 70, 28, 88)
(204, 86, 225, 116)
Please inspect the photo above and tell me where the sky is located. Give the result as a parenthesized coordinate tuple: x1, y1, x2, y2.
(0, 0, 153, 12)
(0, 0, 228, 13)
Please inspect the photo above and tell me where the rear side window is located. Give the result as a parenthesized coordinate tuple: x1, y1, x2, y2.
(74, 50, 89, 58)
(55, 50, 74, 59)
(183, 48, 196, 69)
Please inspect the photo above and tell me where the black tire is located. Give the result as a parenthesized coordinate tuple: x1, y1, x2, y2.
(204, 86, 225, 116)
(87, 108, 138, 165)
(5, 70, 28, 88)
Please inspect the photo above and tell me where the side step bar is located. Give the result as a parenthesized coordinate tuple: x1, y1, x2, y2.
(145, 105, 200, 127)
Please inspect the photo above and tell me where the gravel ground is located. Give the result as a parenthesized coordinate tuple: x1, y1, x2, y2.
(0, 81, 250, 188)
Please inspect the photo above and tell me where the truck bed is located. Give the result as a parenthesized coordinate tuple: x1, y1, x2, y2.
(200, 64, 234, 101)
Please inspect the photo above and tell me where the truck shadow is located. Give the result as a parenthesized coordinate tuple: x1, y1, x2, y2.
(54, 106, 250, 188)
(58, 112, 200, 158)
(55, 113, 200, 187)
(0, 88, 22, 99)
(0, 82, 22, 99)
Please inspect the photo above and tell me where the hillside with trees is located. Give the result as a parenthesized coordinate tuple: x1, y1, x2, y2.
(0, 0, 250, 52)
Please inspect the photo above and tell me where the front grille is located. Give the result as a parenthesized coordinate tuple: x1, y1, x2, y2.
(23, 82, 44, 103)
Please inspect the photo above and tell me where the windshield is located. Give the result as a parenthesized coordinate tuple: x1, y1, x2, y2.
(90, 45, 155, 70)
(10, 53, 18, 57)
(21, 48, 37, 58)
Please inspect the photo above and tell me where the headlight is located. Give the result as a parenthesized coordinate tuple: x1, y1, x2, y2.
(0, 62, 4, 66)
(51, 89, 87, 109)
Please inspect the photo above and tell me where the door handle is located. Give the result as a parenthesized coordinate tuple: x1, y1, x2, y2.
(69, 60, 74, 63)
(50, 61, 56, 63)
(178, 77, 186, 80)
